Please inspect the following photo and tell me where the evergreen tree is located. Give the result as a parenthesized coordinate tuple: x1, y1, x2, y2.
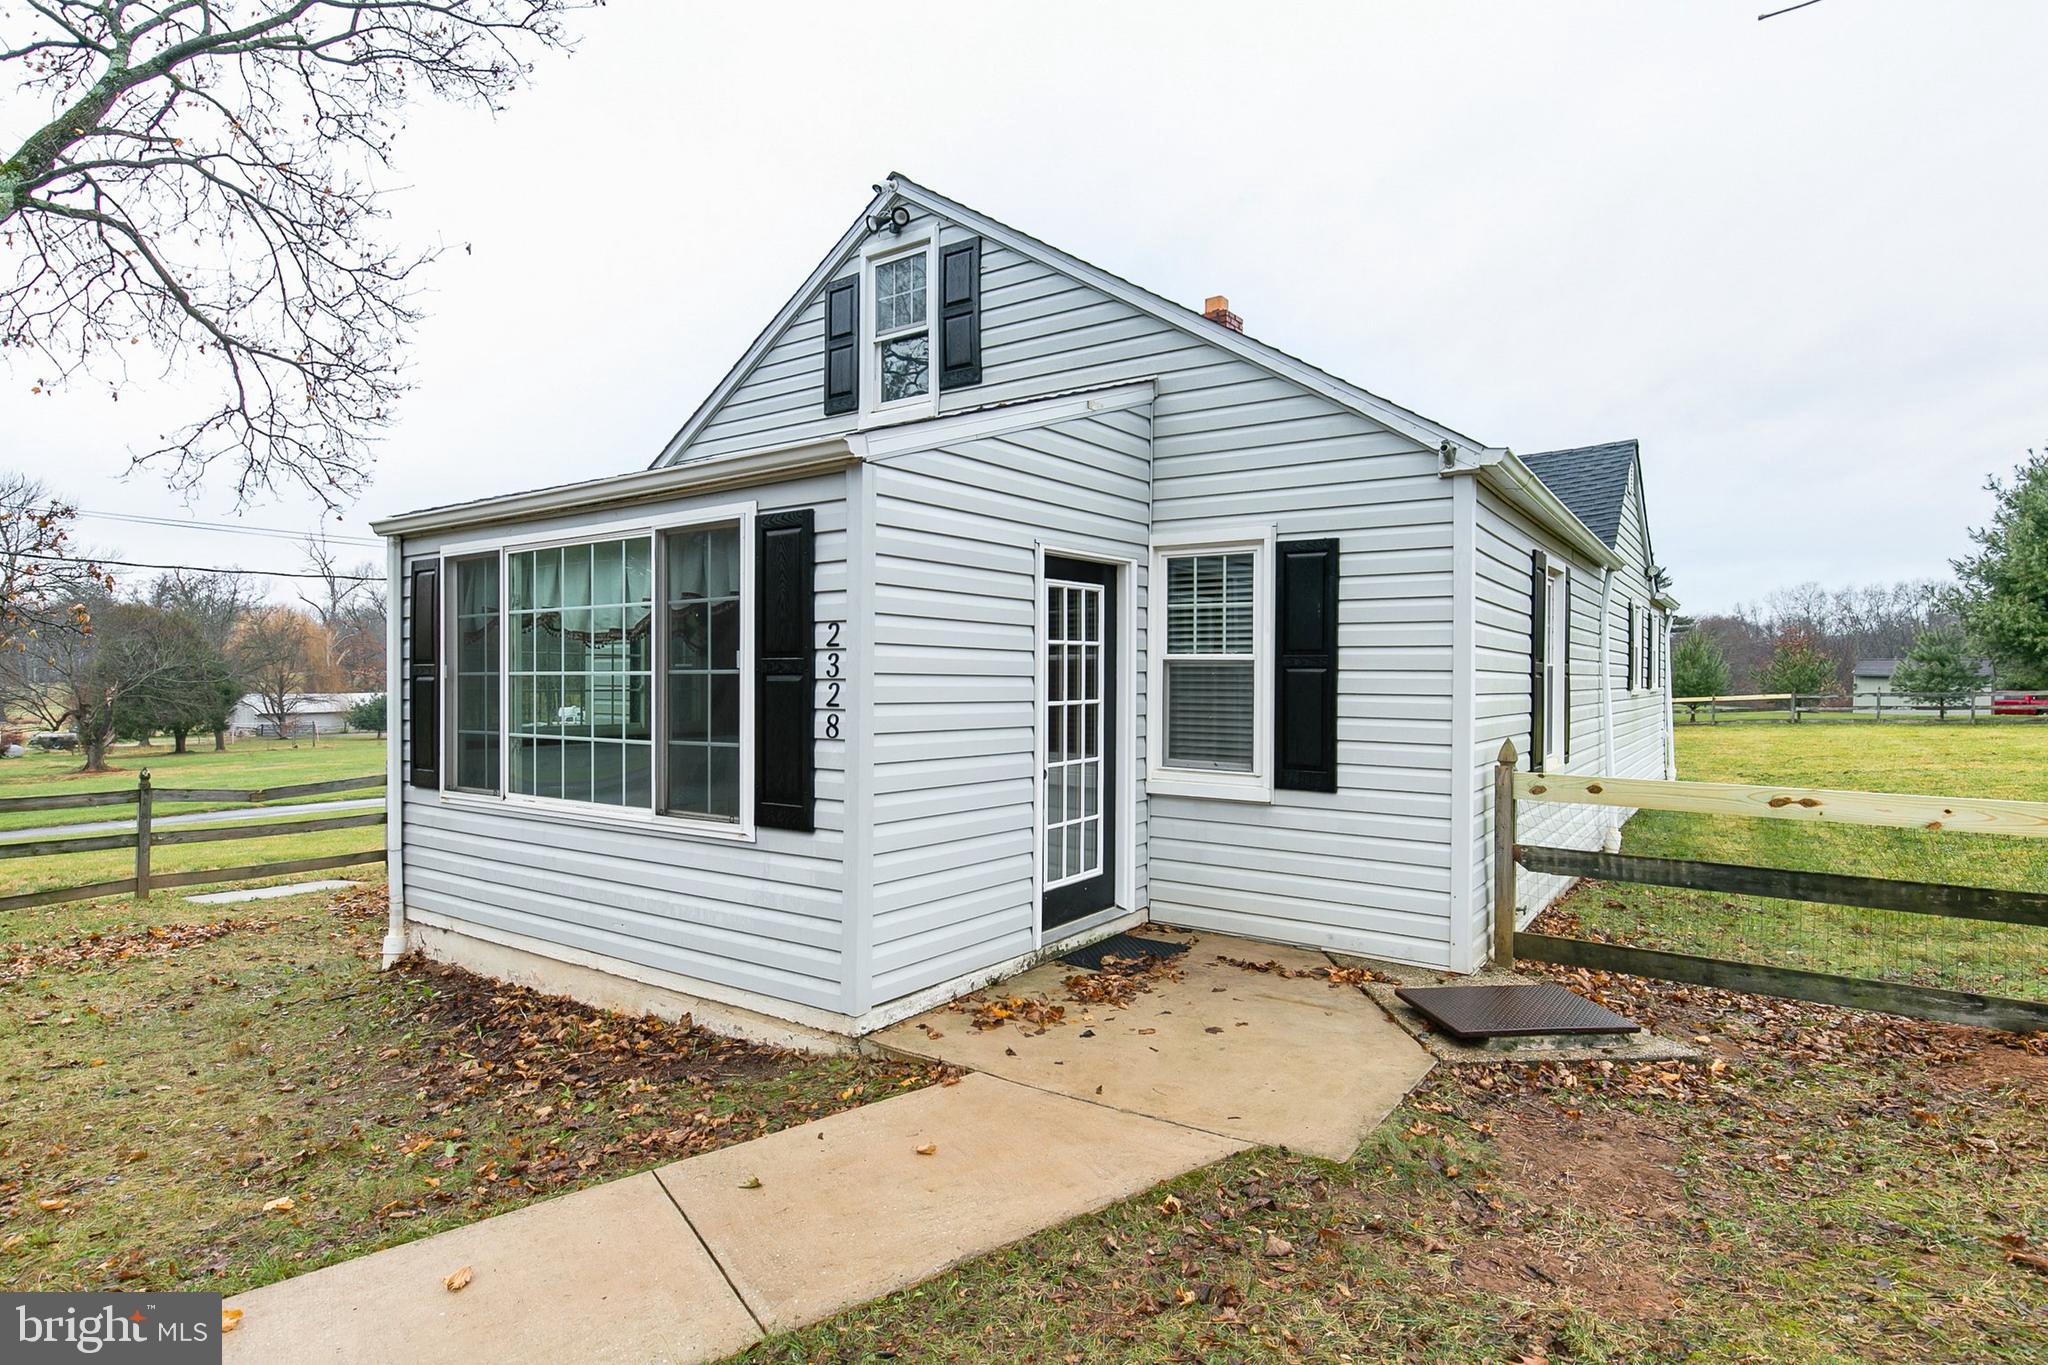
(1671, 630, 1732, 700)
(1954, 449, 2048, 688)
(1889, 627, 1984, 720)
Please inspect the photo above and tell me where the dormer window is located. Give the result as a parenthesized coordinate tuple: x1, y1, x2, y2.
(873, 252, 931, 405)
(819, 218, 981, 420)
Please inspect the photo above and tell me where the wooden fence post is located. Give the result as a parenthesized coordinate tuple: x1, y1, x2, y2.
(134, 769, 152, 900)
(1493, 740, 1518, 970)
(1709, 696, 1718, 725)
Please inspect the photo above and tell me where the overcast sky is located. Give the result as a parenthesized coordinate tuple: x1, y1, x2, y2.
(10, 0, 2046, 613)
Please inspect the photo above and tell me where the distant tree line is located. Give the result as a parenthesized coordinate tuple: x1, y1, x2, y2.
(0, 472, 386, 772)
(1674, 447, 2048, 707)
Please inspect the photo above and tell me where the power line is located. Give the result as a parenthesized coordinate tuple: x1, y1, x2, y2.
(20, 551, 381, 583)
(51, 504, 382, 548)
(1758, 0, 1827, 18)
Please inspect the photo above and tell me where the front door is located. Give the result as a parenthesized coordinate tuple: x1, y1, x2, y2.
(1042, 557, 1117, 930)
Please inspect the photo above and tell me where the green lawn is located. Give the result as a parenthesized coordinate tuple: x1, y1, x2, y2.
(0, 736, 389, 902)
(1567, 724, 2048, 1001)
(0, 876, 949, 1295)
(0, 736, 386, 834)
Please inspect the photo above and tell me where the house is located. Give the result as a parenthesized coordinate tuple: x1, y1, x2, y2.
(371, 175, 1677, 1048)
(228, 691, 380, 738)
(1852, 657, 1992, 708)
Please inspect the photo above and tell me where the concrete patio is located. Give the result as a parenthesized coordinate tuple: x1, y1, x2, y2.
(869, 927, 1436, 1161)
(222, 929, 1433, 1363)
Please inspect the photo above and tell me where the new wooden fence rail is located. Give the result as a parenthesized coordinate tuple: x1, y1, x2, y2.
(0, 770, 387, 912)
(1490, 742, 2048, 1032)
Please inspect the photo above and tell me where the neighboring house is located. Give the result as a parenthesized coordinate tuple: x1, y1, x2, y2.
(1852, 658, 1992, 707)
(229, 692, 379, 737)
(372, 175, 1677, 1047)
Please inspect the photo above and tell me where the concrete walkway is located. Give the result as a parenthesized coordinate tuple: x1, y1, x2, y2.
(1, 796, 383, 842)
(222, 931, 1433, 1363)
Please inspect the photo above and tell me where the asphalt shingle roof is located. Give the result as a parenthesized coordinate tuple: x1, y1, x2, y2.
(1521, 440, 1638, 551)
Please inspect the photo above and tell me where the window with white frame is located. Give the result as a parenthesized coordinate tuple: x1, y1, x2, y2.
(871, 248, 931, 407)
(1150, 533, 1271, 797)
(447, 554, 500, 794)
(508, 537, 655, 808)
(441, 511, 752, 830)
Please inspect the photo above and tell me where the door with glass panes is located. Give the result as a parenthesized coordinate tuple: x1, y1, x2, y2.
(1042, 557, 1117, 928)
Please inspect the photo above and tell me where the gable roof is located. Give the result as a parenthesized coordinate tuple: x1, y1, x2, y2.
(1521, 440, 1639, 552)
(642, 174, 1629, 570)
(653, 173, 1499, 470)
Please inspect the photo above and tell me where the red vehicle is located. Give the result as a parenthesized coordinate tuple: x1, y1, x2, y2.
(1992, 692, 2048, 716)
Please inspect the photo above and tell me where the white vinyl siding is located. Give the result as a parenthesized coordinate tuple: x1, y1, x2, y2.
(1467, 469, 1670, 962)
(672, 213, 1465, 972)
(862, 406, 1153, 1008)
(1147, 382, 1459, 968)
(396, 472, 851, 1012)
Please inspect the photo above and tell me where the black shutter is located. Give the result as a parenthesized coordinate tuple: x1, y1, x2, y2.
(937, 237, 982, 390)
(408, 562, 440, 790)
(755, 510, 816, 831)
(1560, 567, 1572, 763)
(822, 276, 859, 415)
(1629, 602, 1640, 691)
(1275, 538, 1339, 793)
(1529, 550, 1549, 770)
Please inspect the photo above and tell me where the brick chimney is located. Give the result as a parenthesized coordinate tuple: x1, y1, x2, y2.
(1203, 295, 1243, 333)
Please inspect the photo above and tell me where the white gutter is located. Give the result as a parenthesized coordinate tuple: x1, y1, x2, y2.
(1441, 444, 1623, 571)
(1596, 565, 1621, 851)
(1663, 613, 1679, 780)
(380, 535, 406, 969)
(371, 436, 858, 540)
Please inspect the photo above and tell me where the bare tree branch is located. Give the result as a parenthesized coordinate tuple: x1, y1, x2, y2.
(1, 1, 590, 509)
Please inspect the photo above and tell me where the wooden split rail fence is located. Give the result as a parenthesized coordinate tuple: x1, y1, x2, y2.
(0, 772, 387, 912)
(1491, 742, 2048, 1032)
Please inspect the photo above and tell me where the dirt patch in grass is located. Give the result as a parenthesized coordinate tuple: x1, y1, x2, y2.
(1455, 1230, 1681, 1323)
(1491, 1106, 1687, 1223)
(1931, 1036, 2048, 1095)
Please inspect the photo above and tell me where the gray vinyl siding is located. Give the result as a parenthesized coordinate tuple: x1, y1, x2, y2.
(1148, 390, 1460, 968)
(395, 471, 854, 1013)
(673, 215, 1225, 465)
(1467, 471, 1669, 960)
(864, 407, 1153, 1006)
(672, 207, 1467, 972)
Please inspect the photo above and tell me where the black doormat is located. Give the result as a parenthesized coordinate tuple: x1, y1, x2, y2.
(1394, 983, 1640, 1041)
(1060, 933, 1189, 972)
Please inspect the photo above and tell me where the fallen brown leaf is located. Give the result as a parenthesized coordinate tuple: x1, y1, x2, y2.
(914, 1143, 938, 1156)
(221, 1309, 244, 1334)
(444, 1265, 474, 1292)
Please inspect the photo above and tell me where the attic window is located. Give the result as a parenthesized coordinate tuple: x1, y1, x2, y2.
(872, 250, 931, 405)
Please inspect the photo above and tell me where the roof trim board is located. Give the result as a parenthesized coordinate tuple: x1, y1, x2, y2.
(374, 436, 858, 540)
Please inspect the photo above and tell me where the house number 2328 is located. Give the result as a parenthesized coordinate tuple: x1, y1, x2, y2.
(819, 622, 845, 740)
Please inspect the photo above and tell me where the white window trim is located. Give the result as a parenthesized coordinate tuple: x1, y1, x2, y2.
(1146, 525, 1275, 803)
(857, 222, 939, 427)
(435, 500, 758, 844)
(1545, 565, 1569, 769)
